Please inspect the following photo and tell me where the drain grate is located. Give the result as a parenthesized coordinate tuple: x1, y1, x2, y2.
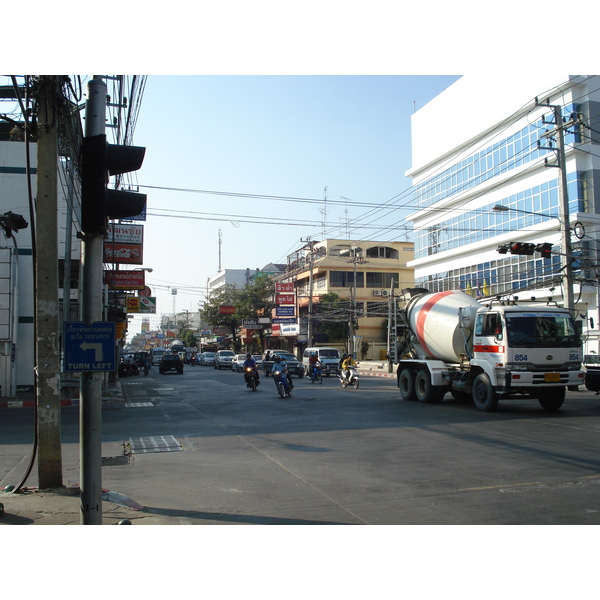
(127, 435, 183, 454)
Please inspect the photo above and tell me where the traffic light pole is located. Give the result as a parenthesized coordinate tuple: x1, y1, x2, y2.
(80, 76, 106, 525)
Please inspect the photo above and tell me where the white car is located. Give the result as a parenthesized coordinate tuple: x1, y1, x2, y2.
(214, 350, 235, 369)
(232, 354, 247, 372)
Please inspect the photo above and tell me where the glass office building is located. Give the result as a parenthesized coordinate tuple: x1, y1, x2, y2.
(406, 75, 600, 352)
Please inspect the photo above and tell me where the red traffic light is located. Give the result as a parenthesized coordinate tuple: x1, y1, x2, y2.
(508, 242, 536, 256)
(535, 242, 553, 259)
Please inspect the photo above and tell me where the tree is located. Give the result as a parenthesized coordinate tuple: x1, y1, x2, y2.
(235, 275, 276, 351)
(199, 284, 242, 348)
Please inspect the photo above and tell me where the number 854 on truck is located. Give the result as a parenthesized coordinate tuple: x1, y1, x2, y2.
(393, 289, 583, 412)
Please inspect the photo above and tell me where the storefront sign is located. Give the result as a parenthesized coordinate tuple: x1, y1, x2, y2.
(105, 270, 145, 290)
(276, 294, 295, 305)
(275, 282, 295, 293)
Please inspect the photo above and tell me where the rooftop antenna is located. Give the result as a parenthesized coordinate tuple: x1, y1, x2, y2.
(321, 186, 327, 240)
(218, 228, 222, 272)
(341, 196, 351, 239)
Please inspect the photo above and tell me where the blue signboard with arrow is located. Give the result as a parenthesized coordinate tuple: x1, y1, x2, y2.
(63, 322, 116, 372)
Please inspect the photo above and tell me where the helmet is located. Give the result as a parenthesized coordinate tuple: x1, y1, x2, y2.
(272, 355, 280, 362)
(247, 353, 252, 358)
(311, 352, 316, 356)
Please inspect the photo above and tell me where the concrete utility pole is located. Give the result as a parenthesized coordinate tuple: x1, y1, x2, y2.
(80, 76, 106, 525)
(36, 75, 63, 490)
(537, 99, 576, 314)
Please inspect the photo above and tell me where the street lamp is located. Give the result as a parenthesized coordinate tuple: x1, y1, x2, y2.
(492, 204, 574, 312)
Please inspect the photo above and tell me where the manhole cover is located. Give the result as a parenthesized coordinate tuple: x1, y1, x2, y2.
(127, 435, 183, 454)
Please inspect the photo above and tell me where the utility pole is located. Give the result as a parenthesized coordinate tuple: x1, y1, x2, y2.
(36, 75, 63, 490)
(537, 98, 576, 314)
(300, 238, 315, 346)
(80, 76, 106, 524)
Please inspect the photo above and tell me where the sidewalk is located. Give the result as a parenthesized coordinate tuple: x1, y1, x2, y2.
(357, 360, 396, 378)
(0, 486, 183, 525)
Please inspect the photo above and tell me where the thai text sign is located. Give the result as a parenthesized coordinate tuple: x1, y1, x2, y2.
(276, 294, 295, 305)
(275, 282, 294, 293)
(105, 270, 145, 290)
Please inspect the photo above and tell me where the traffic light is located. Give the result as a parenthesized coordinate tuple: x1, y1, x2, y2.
(508, 242, 536, 256)
(535, 242, 553, 259)
(497, 244, 509, 254)
(0, 211, 28, 238)
(81, 134, 146, 235)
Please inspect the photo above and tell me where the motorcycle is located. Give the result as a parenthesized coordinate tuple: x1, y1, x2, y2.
(339, 366, 359, 389)
(307, 364, 323, 384)
(273, 370, 292, 398)
(244, 367, 259, 391)
(118, 361, 139, 378)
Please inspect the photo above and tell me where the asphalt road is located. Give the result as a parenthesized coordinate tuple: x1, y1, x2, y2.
(3, 364, 600, 525)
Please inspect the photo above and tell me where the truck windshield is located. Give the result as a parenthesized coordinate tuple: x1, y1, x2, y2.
(505, 313, 580, 348)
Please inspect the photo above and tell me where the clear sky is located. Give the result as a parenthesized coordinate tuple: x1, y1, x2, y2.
(128, 75, 461, 336)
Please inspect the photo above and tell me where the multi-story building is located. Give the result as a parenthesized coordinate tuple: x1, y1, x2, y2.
(406, 75, 600, 353)
(278, 238, 414, 356)
(0, 129, 81, 394)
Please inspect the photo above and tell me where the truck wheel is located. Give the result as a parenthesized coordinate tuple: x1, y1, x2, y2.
(472, 373, 499, 411)
(537, 387, 565, 411)
(398, 368, 415, 401)
(414, 369, 443, 403)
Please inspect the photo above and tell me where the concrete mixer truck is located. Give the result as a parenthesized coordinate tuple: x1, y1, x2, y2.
(393, 288, 583, 411)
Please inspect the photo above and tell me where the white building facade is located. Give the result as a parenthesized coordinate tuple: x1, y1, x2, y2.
(407, 75, 600, 354)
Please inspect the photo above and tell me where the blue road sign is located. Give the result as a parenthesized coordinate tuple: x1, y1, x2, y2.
(64, 322, 116, 372)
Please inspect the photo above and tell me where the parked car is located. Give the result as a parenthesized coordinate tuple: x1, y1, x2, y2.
(232, 354, 247, 372)
(200, 352, 215, 366)
(214, 350, 235, 369)
(159, 353, 183, 374)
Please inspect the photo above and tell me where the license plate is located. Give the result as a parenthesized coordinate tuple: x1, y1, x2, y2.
(544, 372, 561, 383)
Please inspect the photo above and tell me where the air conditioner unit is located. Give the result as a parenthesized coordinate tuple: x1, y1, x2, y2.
(381, 290, 389, 297)
(373, 290, 381, 296)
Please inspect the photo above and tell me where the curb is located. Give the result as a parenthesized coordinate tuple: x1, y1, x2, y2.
(0, 381, 124, 408)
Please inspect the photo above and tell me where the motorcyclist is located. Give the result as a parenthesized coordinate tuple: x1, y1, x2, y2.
(307, 352, 321, 380)
(271, 354, 291, 394)
(341, 353, 357, 383)
(242, 353, 260, 387)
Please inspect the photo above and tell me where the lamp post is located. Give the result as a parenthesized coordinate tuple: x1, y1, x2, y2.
(492, 203, 574, 312)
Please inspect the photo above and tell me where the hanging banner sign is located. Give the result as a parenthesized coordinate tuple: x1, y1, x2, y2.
(276, 294, 295, 305)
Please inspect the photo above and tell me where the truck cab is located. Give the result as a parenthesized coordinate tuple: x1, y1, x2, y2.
(472, 305, 583, 406)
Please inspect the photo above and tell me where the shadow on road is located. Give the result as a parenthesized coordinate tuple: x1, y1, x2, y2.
(142, 506, 351, 525)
